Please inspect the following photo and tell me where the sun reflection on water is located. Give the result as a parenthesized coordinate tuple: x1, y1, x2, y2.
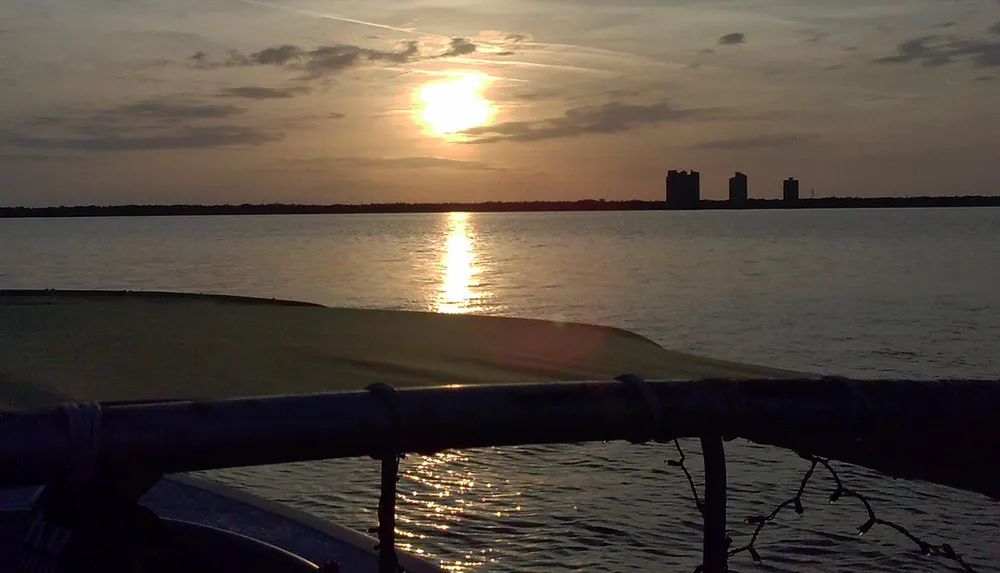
(436, 212, 488, 314)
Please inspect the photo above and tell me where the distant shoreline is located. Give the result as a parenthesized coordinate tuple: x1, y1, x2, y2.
(2, 196, 1000, 218)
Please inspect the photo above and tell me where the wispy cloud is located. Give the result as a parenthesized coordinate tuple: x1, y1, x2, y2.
(291, 156, 504, 171)
(217, 86, 311, 99)
(874, 34, 1000, 68)
(718, 33, 746, 45)
(1, 126, 279, 151)
(692, 134, 810, 150)
(95, 101, 245, 120)
(191, 37, 483, 77)
(462, 101, 702, 144)
(233, 0, 431, 37)
(1, 98, 279, 152)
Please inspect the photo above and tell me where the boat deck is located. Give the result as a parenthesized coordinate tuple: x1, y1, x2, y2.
(0, 475, 442, 573)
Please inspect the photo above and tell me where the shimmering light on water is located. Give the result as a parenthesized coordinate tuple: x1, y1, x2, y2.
(398, 451, 514, 572)
(436, 212, 487, 314)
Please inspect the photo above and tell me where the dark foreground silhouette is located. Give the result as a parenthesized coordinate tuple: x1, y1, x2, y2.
(3, 196, 1000, 218)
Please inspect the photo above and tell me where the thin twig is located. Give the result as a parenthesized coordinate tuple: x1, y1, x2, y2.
(668, 438, 704, 517)
(728, 452, 977, 572)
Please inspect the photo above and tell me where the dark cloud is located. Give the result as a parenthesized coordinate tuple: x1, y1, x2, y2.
(823, 64, 845, 71)
(462, 101, 701, 144)
(0, 153, 80, 162)
(932, 22, 958, 29)
(304, 156, 503, 171)
(805, 31, 829, 43)
(718, 33, 745, 45)
(437, 37, 477, 58)
(973, 75, 995, 81)
(1, 98, 278, 152)
(874, 34, 1000, 68)
(217, 86, 311, 99)
(96, 101, 245, 120)
(991, 20, 1000, 35)
(191, 38, 480, 77)
(693, 134, 810, 150)
(328, 112, 346, 119)
(1, 126, 279, 152)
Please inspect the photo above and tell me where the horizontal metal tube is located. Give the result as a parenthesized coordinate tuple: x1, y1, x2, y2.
(0, 378, 997, 495)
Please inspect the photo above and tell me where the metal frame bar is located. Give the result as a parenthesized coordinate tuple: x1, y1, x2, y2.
(1, 377, 997, 493)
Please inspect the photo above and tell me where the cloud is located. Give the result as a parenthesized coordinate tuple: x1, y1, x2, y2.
(692, 134, 810, 150)
(804, 31, 829, 43)
(328, 112, 346, 119)
(1, 126, 279, 152)
(462, 101, 702, 144)
(191, 37, 482, 77)
(874, 34, 1000, 68)
(973, 75, 995, 81)
(96, 101, 246, 120)
(1, 98, 279, 152)
(285, 156, 503, 171)
(0, 153, 81, 162)
(718, 33, 746, 45)
(991, 20, 1000, 35)
(217, 86, 311, 99)
(436, 37, 477, 58)
(932, 22, 957, 29)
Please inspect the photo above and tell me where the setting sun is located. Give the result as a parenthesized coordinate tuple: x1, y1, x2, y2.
(416, 74, 494, 138)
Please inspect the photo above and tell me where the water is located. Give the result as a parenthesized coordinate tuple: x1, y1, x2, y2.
(2, 208, 998, 571)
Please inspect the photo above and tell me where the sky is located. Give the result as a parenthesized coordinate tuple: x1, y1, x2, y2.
(1, 0, 999, 206)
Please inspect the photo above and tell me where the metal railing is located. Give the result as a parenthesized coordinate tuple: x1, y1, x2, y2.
(1, 375, 997, 572)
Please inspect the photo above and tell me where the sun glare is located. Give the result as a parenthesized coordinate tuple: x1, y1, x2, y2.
(416, 74, 493, 138)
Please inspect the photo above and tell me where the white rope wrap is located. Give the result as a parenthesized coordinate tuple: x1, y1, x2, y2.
(59, 402, 103, 485)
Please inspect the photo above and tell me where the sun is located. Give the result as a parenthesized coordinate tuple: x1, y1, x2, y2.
(415, 74, 494, 138)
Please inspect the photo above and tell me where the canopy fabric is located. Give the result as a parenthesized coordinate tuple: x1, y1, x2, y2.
(0, 290, 800, 412)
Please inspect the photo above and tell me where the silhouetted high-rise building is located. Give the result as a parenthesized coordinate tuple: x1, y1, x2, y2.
(783, 177, 800, 204)
(665, 170, 701, 209)
(729, 172, 748, 207)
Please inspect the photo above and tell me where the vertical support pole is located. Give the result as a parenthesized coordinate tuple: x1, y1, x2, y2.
(368, 383, 403, 573)
(700, 436, 728, 573)
(376, 453, 400, 573)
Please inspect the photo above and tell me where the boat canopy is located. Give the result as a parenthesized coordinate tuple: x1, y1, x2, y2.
(0, 290, 797, 412)
(2, 290, 998, 503)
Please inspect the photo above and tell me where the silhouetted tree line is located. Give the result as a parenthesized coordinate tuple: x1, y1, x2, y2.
(2, 196, 999, 218)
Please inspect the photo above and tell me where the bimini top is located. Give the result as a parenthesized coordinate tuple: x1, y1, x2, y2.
(0, 290, 799, 412)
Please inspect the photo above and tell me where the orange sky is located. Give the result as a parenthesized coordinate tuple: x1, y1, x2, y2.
(1, 0, 999, 206)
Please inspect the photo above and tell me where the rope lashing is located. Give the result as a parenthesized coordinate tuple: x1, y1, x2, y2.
(59, 402, 103, 487)
(614, 374, 666, 443)
(366, 383, 404, 573)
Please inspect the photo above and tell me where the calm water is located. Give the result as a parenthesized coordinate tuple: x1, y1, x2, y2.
(2, 209, 999, 572)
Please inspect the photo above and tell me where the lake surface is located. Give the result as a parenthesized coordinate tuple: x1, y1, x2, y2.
(2, 208, 998, 572)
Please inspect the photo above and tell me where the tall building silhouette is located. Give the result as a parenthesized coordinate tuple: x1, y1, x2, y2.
(728, 172, 748, 207)
(665, 170, 700, 209)
(782, 177, 800, 204)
